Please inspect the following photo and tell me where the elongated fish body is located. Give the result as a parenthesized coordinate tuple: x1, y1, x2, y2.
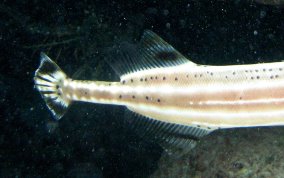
(34, 30, 284, 155)
(62, 62, 284, 129)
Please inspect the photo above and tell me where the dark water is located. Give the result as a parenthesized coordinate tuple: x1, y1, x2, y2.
(0, 0, 283, 177)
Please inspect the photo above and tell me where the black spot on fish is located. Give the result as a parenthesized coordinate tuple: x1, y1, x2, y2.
(146, 96, 149, 100)
(84, 91, 88, 95)
(155, 76, 158, 79)
(275, 75, 279, 78)
(122, 80, 125, 84)
(225, 76, 228, 79)
(270, 76, 274, 79)
(175, 77, 178, 81)
(150, 76, 153, 80)
(256, 76, 260, 79)
(279, 68, 283, 71)
(210, 72, 213, 76)
(163, 76, 166, 80)
(194, 74, 197, 78)
(132, 95, 135, 99)
(145, 78, 148, 81)
(269, 69, 272, 71)
(263, 69, 266, 72)
(119, 95, 122, 99)
(197, 125, 201, 128)
(140, 78, 143, 82)
(200, 74, 203, 77)
(157, 99, 161, 102)
(130, 79, 133, 83)
(56, 85, 59, 89)
(155, 51, 177, 61)
(251, 77, 254, 80)
(58, 92, 61, 96)
(255, 69, 259, 72)
(239, 97, 242, 100)
(232, 72, 236, 75)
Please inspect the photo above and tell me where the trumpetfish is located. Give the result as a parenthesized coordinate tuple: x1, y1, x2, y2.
(34, 30, 284, 155)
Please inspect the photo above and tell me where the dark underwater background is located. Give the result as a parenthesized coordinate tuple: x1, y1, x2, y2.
(1, 0, 284, 177)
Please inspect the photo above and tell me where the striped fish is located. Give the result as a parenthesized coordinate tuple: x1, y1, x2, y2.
(34, 30, 284, 155)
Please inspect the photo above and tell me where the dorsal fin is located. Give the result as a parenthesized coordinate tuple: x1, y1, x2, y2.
(138, 30, 196, 68)
(105, 30, 196, 76)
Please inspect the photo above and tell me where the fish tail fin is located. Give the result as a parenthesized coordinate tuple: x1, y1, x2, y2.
(34, 52, 71, 120)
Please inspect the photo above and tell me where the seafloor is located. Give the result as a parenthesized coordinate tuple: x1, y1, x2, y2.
(151, 128, 284, 178)
(0, 0, 284, 177)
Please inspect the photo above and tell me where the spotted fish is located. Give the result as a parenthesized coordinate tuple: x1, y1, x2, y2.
(34, 30, 284, 155)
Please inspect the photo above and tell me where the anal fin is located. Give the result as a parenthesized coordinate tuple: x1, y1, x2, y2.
(124, 110, 213, 158)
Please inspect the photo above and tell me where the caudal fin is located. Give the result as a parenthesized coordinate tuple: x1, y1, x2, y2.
(34, 53, 71, 120)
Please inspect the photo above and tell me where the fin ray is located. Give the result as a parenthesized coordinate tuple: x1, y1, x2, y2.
(34, 53, 71, 120)
(124, 110, 213, 157)
(105, 30, 196, 76)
